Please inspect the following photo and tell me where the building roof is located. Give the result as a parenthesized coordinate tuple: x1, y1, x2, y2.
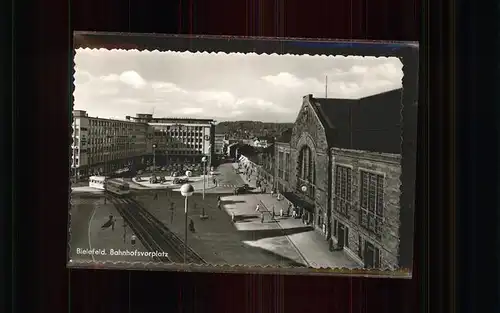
(130, 114, 215, 123)
(306, 88, 403, 154)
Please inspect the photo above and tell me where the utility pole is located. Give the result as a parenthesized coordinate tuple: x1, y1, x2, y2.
(152, 143, 157, 176)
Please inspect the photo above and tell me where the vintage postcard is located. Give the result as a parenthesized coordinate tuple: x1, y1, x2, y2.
(68, 33, 419, 278)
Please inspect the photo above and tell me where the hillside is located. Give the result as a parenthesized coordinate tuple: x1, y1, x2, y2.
(215, 121, 293, 140)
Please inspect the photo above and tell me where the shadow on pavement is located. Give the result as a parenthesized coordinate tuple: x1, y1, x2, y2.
(221, 200, 246, 206)
(239, 226, 314, 241)
(233, 214, 260, 222)
(243, 245, 307, 268)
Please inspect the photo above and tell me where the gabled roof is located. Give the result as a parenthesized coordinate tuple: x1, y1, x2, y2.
(303, 88, 403, 154)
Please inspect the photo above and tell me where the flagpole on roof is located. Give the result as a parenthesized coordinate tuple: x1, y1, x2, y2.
(325, 75, 328, 98)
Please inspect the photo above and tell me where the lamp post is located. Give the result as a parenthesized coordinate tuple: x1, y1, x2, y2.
(152, 143, 157, 177)
(201, 156, 207, 200)
(300, 185, 308, 225)
(180, 183, 194, 263)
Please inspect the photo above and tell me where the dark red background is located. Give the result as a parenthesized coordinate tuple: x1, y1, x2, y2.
(11, 0, 453, 312)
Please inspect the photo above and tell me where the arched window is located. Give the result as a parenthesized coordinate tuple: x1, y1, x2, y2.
(299, 146, 314, 183)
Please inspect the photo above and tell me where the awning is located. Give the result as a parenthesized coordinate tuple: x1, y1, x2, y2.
(282, 192, 315, 213)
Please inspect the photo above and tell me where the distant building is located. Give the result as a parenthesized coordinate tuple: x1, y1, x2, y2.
(214, 134, 226, 155)
(127, 114, 215, 166)
(253, 138, 269, 148)
(71, 110, 150, 178)
(273, 89, 416, 270)
(227, 142, 241, 158)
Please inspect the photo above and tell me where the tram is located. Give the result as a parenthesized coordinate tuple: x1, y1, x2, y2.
(105, 179, 131, 196)
(89, 176, 106, 190)
(88, 176, 130, 196)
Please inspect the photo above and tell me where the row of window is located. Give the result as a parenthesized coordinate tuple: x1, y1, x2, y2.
(89, 119, 138, 128)
(334, 165, 384, 236)
(154, 130, 205, 137)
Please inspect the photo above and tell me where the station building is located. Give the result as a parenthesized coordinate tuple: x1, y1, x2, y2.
(273, 89, 416, 269)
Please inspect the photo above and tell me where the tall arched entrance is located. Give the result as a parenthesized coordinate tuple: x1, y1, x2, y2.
(296, 144, 316, 225)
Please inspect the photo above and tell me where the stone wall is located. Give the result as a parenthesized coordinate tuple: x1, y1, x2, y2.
(289, 97, 331, 232)
(330, 148, 402, 269)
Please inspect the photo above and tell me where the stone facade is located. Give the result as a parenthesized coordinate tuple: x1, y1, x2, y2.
(274, 142, 292, 192)
(330, 148, 402, 269)
(288, 97, 331, 234)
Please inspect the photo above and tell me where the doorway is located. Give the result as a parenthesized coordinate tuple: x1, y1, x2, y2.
(337, 223, 348, 248)
(364, 241, 380, 268)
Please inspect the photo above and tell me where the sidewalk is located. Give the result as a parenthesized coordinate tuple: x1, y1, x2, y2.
(71, 196, 151, 263)
(257, 193, 358, 269)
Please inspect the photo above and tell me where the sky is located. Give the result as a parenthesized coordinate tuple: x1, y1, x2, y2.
(74, 49, 403, 123)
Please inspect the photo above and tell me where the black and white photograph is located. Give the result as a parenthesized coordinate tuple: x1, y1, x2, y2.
(68, 43, 417, 276)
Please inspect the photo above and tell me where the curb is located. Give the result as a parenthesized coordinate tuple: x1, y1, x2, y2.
(256, 198, 311, 267)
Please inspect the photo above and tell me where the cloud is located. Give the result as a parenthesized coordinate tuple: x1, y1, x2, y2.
(100, 70, 147, 89)
(261, 58, 403, 99)
(73, 70, 93, 85)
(172, 107, 204, 115)
(151, 82, 186, 93)
(261, 72, 304, 88)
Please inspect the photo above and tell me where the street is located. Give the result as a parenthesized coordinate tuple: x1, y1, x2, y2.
(69, 162, 358, 268)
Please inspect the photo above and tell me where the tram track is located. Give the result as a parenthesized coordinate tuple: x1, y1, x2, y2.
(107, 193, 206, 264)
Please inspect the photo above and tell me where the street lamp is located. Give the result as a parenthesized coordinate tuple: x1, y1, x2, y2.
(300, 185, 308, 225)
(201, 156, 207, 200)
(180, 183, 194, 263)
(152, 143, 157, 177)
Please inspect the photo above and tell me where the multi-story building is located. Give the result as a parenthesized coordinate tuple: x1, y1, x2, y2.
(272, 89, 417, 269)
(71, 110, 151, 178)
(214, 134, 226, 155)
(127, 114, 215, 167)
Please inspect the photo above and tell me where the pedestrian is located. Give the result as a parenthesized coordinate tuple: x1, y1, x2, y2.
(279, 208, 283, 217)
(270, 189, 274, 197)
(189, 219, 195, 233)
(231, 212, 235, 223)
(255, 203, 260, 212)
(131, 234, 136, 245)
(261, 212, 265, 223)
(272, 207, 275, 219)
(287, 204, 291, 217)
